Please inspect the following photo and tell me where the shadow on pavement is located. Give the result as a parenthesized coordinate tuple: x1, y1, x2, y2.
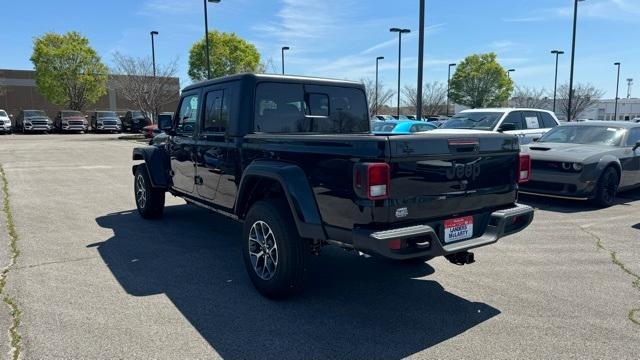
(519, 189, 640, 214)
(92, 205, 499, 359)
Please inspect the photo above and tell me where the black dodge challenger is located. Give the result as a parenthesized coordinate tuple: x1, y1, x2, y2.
(520, 121, 640, 207)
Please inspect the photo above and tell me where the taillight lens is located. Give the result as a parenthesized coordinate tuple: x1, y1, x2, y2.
(518, 154, 531, 184)
(354, 163, 390, 200)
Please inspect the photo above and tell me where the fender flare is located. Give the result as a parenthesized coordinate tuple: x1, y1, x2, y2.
(596, 156, 622, 179)
(132, 146, 171, 189)
(235, 160, 326, 240)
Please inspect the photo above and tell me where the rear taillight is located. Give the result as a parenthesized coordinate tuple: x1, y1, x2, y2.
(354, 163, 390, 200)
(518, 154, 531, 184)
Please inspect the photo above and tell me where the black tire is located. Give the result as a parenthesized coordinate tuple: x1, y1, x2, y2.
(593, 167, 619, 207)
(242, 200, 309, 298)
(134, 164, 165, 219)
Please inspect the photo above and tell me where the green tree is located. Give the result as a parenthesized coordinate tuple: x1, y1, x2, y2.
(449, 53, 513, 108)
(188, 31, 261, 81)
(30, 32, 108, 110)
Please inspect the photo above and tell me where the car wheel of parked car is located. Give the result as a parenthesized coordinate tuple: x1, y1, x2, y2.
(594, 167, 619, 207)
(242, 200, 309, 298)
(134, 165, 165, 219)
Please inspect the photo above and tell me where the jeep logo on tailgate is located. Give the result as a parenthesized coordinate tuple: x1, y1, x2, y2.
(446, 161, 481, 180)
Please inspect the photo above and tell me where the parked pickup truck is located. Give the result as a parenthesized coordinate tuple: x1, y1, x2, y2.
(132, 74, 534, 298)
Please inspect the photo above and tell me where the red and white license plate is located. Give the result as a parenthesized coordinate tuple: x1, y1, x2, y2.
(444, 216, 474, 243)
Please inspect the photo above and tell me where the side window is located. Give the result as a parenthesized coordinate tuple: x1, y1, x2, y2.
(176, 94, 199, 136)
(540, 112, 559, 128)
(523, 111, 541, 129)
(254, 83, 306, 133)
(502, 112, 524, 130)
(627, 128, 640, 147)
(203, 90, 228, 133)
(307, 93, 329, 116)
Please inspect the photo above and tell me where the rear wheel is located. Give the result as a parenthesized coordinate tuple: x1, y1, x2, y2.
(593, 167, 619, 207)
(134, 165, 165, 219)
(242, 200, 309, 298)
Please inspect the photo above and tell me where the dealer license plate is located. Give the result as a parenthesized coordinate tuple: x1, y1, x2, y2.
(444, 216, 474, 243)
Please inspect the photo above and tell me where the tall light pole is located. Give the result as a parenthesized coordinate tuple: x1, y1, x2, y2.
(281, 46, 290, 75)
(507, 69, 516, 79)
(390, 27, 411, 117)
(416, 0, 425, 120)
(150, 31, 159, 77)
(447, 63, 456, 116)
(375, 56, 384, 115)
(614, 62, 621, 121)
(567, 0, 586, 122)
(204, 0, 221, 80)
(551, 50, 564, 113)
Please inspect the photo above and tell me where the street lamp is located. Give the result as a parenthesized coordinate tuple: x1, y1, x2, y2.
(551, 50, 564, 113)
(150, 31, 159, 77)
(507, 69, 516, 79)
(375, 56, 384, 115)
(416, 0, 426, 120)
(614, 62, 621, 121)
(390, 27, 411, 117)
(204, 0, 221, 80)
(281, 46, 290, 75)
(447, 63, 456, 116)
(567, 0, 586, 121)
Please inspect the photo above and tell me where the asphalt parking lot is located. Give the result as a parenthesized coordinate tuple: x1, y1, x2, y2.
(0, 133, 637, 359)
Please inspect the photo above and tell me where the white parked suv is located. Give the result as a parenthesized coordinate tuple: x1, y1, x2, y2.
(0, 110, 12, 134)
(441, 108, 561, 144)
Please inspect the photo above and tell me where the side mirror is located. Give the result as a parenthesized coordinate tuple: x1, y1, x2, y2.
(498, 123, 517, 132)
(158, 114, 173, 132)
(633, 140, 640, 151)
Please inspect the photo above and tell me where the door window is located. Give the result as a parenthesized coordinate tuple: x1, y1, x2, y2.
(502, 112, 524, 130)
(176, 94, 199, 135)
(203, 90, 228, 133)
(539, 112, 559, 128)
(627, 128, 640, 147)
(523, 112, 541, 129)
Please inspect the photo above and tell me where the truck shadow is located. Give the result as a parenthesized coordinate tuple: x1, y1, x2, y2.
(92, 205, 500, 359)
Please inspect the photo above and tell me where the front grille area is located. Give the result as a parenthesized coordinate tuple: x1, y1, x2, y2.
(31, 120, 48, 126)
(102, 120, 117, 126)
(531, 160, 562, 171)
(523, 180, 565, 192)
(69, 120, 84, 126)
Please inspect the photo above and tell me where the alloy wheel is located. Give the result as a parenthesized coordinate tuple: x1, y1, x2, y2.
(248, 221, 279, 280)
(136, 174, 147, 209)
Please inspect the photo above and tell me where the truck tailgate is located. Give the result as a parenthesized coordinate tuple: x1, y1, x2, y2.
(386, 131, 519, 224)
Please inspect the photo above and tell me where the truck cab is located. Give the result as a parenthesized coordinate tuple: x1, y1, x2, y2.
(132, 73, 534, 298)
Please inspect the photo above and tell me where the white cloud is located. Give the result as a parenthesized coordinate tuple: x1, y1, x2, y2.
(503, 0, 640, 22)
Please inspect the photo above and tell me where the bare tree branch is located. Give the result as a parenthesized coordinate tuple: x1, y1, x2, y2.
(556, 83, 604, 121)
(403, 82, 448, 117)
(361, 78, 395, 116)
(510, 86, 549, 109)
(110, 52, 180, 122)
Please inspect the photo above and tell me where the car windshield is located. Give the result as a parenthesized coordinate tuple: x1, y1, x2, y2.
(0, 111, 7, 117)
(441, 112, 504, 130)
(24, 111, 47, 117)
(538, 125, 626, 146)
(62, 111, 83, 117)
(131, 111, 145, 118)
(98, 112, 118, 118)
(372, 122, 398, 132)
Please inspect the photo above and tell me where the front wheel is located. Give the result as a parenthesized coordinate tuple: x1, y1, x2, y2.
(242, 200, 309, 298)
(593, 167, 619, 207)
(134, 165, 165, 219)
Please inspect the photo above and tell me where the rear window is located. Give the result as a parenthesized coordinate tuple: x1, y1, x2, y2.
(372, 122, 397, 132)
(254, 82, 369, 134)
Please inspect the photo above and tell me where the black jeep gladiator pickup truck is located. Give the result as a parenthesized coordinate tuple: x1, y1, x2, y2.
(132, 73, 534, 297)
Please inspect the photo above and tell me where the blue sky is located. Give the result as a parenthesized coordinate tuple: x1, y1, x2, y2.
(1, 0, 639, 99)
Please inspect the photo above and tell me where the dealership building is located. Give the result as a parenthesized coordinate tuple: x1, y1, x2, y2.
(582, 98, 640, 121)
(0, 69, 180, 117)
